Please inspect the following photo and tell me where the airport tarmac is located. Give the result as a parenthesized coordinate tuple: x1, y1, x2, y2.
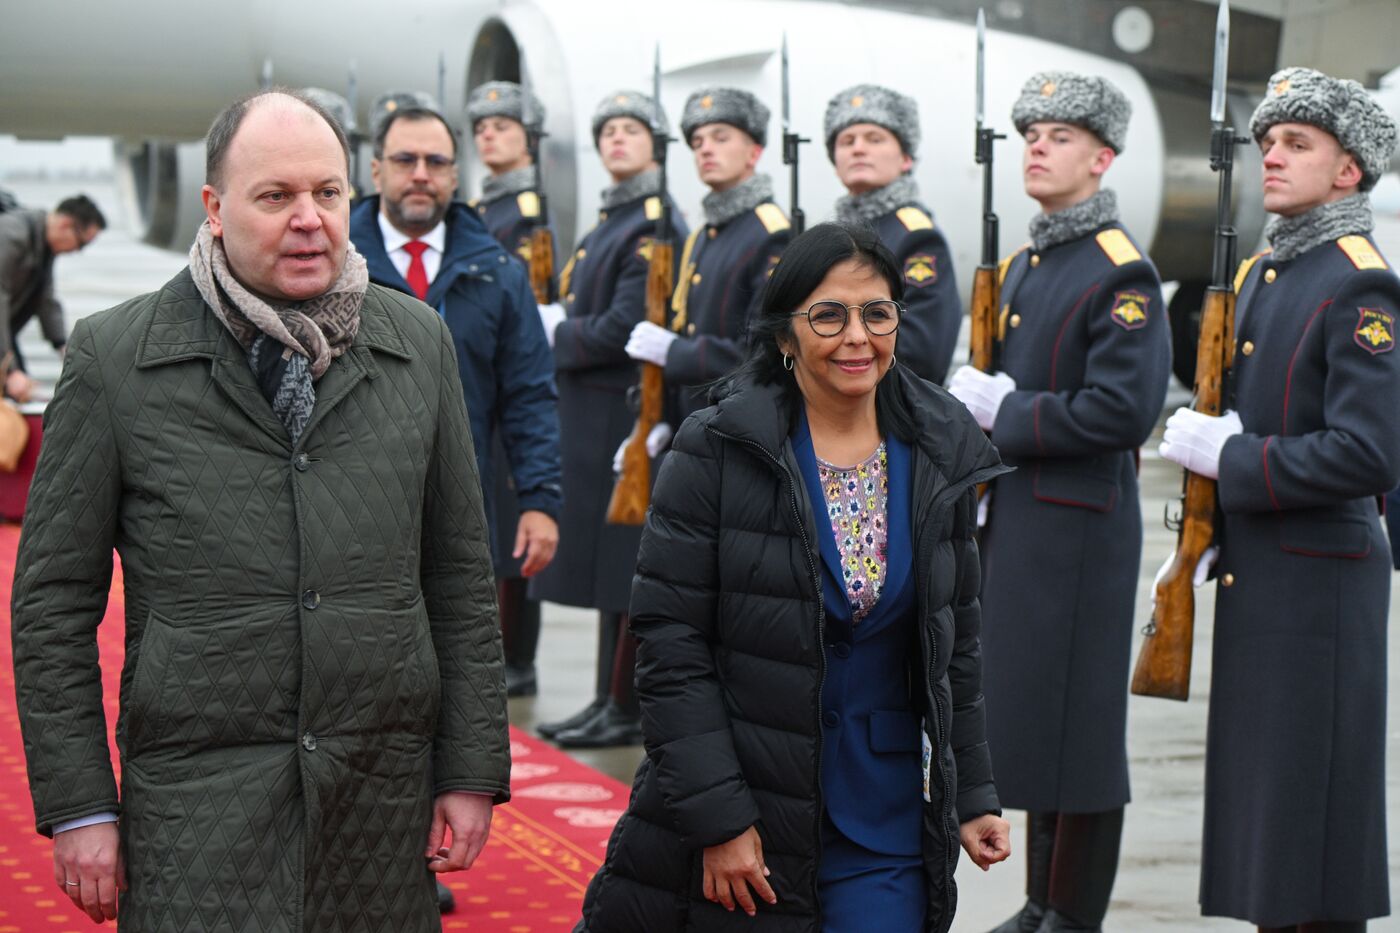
(10, 178, 1400, 930)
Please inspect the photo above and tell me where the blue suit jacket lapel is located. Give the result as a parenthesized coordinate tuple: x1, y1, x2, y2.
(791, 414, 848, 605)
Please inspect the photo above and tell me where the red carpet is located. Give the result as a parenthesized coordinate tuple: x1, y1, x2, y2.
(0, 524, 627, 931)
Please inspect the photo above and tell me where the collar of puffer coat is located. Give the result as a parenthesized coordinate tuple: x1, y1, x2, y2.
(704, 365, 1005, 491)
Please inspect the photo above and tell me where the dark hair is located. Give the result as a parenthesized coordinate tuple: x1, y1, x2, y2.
(718, 222, 915, 437)
(205, 87, 352, 190)
(373, 108, 459, 159)
(54, 194, 106, 231)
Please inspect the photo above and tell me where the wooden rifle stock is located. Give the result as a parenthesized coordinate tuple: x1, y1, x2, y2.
(969, 264, 999, 374)
(1130, 284, 1235, 700)
(528, 226, 555, 306)
(606, 240, 674, 525)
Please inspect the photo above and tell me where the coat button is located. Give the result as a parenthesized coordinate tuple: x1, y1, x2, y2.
(301, 733, 318, 751)
(599, 211, 608, 221)
(566, 292, 576, 303)
(301, 589, 320, 610)
(822, 711, 840, 728)
(1264, 268, 1277, 283)
(687, 324, 696, 336)
(832, 642, 851, 659)
(576, 248, 586, 259)
(692, 273, 702, 285)
(1241, 341, 1254, 356)
(1221, 573, 1235, 587)
(707, 228, 717, 239)
(1009, 314, 1022, 328)
(293, 452, 310, 471)
(1030, 254, 1040, 267)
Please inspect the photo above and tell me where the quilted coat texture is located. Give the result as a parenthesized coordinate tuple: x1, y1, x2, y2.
(11, 268, 510, 932)
(577, 368, 1007, 933)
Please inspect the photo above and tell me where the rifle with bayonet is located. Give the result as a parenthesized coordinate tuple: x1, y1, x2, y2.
(781, 33, 808, 236)
(607, 46, 674, 525)
(968, 8, 1005, 376)
(1131, 0, 1243, 701)
(520, 60, 556, 305)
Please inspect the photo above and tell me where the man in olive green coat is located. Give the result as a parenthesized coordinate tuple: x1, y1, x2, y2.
(10, 89, 510, 931)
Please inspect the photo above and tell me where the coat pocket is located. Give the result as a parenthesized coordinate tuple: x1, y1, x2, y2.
(1278, 516, 1373, 559)
(1031, 461, 1120, 512)
(125, 609, 176, 751)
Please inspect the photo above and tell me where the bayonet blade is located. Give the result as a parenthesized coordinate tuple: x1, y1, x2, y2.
(782, 33, 792, 134)
(346, 61, 359, 134)
(976, 8, 986, 129)
(652, 44, 663, 133)
(520, 53, 536, 131)
(1210, 0, 1230, 125)
(437, 51, 447, 110)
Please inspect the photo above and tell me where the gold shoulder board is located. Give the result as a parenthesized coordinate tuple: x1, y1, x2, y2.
(1095, 229, 1141, 266)
(1233, 252, 1266, 294)
(998, 244, 1030, 286)
(896, 206, 933, 232)
(517, 191, 541, 219)
(1338, 235, 1388, 271)
(754, 202, 791, 234)
(644, 196, 663, 221)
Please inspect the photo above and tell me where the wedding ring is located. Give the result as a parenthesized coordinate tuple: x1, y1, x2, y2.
(64, 880, 80, 886)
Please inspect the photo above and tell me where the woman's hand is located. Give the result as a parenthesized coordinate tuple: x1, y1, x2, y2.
(959, 813, 1012, 870)
(702, 825, 778, 916)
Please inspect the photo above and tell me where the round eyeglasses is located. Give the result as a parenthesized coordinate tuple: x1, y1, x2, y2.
(791, 299, 903, 337)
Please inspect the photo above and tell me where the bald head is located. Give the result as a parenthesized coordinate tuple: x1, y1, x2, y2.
(206, 88, 351, 191)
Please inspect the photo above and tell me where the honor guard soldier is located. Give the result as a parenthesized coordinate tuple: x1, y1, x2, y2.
(465, 79, 558, 699)
(948, 72, 1170, 933)
(624, 86, 790, 420)
(824, 84, 960, 384)
(1160, 68, 1400, 933)
(532, 91, 689, 748)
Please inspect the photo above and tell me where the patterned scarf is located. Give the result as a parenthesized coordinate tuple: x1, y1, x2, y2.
(833, 174, 921, 227)
(189, 220, 367, 444)
(1029, 189, 1120, 252)
(1266, 192, 1374, 262)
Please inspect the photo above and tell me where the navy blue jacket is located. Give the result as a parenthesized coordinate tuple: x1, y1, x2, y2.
(350, 197, 562, 550)
(871, 203, 960, 385)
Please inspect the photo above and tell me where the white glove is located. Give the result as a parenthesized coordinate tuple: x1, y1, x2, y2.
(612, 423, 675, 474)
(976, 492, 990, 529)
(947, 366, 1016, 432)
(1150, 545, 1219, 605)
(1158, 409, 1243, 480)
(537, 302, 566, 348)
(625, 321, 679, 366)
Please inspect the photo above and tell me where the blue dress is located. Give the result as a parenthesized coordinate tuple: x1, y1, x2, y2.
(792, 417, 925, 933)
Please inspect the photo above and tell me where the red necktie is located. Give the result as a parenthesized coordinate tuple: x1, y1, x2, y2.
(403, 240, 430, 301)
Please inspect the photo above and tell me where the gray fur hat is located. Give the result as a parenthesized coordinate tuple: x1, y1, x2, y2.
(823, 84, 919, 160)
(369, 90, 444, 141)
(301, 87, 355, 135)
(1250, 67, 1399, 192)
(591, 90, 669, 149)
(680, 87, 770, 146)
(1011, 72, 1131, 154)
(465, 81, 545, 133)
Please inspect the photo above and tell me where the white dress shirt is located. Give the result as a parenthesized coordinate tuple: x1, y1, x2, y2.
(377, 212, 446, 288)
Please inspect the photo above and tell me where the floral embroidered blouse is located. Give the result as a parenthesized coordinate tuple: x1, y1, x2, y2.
(816, 443, 889, 623)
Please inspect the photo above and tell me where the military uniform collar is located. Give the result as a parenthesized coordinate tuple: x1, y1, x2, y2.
(1266, 192, 1374, 263)
(480, 166, 537, 204)
(600, 168, 662, 210)
(702, 174, 774, 228)
(833, 174, 920, 226)
(1028, 188, 1119, 253)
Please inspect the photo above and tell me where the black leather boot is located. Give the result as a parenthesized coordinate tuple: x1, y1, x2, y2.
(555, 615, 643, 748)
(499, 578, 541, 697)
(986, 811, 1057, 933)
(1036, 807, 1124, 932)
(436, 879, 455, 913)
(537, 610, 619, 739)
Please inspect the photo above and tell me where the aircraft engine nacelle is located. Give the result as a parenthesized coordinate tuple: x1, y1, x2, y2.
(114, 139, 209, 254)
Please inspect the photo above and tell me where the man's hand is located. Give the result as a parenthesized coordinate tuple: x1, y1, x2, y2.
(5, 370, 35, 403)
(425, 792, 493, 874)
(53, 821, 125, 923)
(537, 302, 566, 348)
(702, 825, 777, 916)
(947, 366, 1016, 432)
(625, 321, 678, 367)
(513, 510, 559, 577)
(959, 813, 1012, 870)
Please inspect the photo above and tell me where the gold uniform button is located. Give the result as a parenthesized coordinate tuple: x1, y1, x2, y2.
(1030, 254, 1040, 267)
(1264, 268, 1277, 283)
(576, 248, 586, 259)
(566, 292, 576, 303)
(691, 273, 702, 285)
(1221, 573, 1235, 587)
(599, 210, 608, 221)
(1009, 314, 1022, 328)
(708, 228, 718, 239)
(1242, 340, 1255, 356)
(687, 323, 696, 335)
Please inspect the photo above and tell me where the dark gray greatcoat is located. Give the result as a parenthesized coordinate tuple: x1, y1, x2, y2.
(870, 203, 961, 386)
(11, 269, 511, 932)
(979, 223, 1169, 813)
(531, 193, 687, 613)
(1201, 234, 1400, 925)
(577, 369, 1008, 933)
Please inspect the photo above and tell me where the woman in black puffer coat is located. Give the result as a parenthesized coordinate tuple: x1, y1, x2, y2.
(577, 224, 1013, 933)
